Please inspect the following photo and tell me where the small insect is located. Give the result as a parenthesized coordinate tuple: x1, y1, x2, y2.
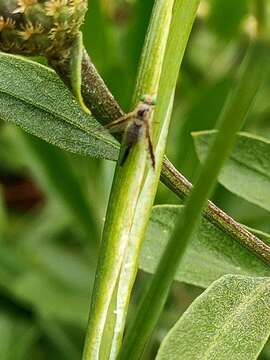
(105, 94, 157, 169)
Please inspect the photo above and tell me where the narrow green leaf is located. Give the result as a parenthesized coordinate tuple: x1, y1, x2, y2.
(140, 205, 270, 288)
(193, 131, 270, 212)
(156, 275, 270, 360)
(69, 32, 90, 114)
(0, 52, 119, 160)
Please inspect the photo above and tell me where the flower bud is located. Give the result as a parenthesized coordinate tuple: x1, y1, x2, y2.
(0, 0, 87, 60)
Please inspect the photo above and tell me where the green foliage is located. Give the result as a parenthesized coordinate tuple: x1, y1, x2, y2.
(0, 0, 270, 359)
(140, 205, 270, 288)
(193, 131, 270, 211)
(156, 275, 270, 360)
(0, 52, 118, 160)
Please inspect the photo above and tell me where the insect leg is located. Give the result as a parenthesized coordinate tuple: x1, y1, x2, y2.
(119, 121, 142, 167)
(145, 122, 156, 170)
(119, 143, 133, 166)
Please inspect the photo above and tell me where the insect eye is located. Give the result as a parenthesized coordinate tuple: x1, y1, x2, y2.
(140, 94, 157, 106)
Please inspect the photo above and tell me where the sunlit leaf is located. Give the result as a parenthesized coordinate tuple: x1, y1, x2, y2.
(156, 275, 270, 360)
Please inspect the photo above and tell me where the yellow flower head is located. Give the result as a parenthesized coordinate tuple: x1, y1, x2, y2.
(13, 0, 38, 14)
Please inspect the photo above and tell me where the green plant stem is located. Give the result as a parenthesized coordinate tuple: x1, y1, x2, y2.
(109, 2, 199, 357)
(119, 40, 269, 359)
(81, 1, 178, 358)
(105, 0, 175, 355)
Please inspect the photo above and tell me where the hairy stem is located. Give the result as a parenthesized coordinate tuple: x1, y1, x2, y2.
(52, 49, 123, 125)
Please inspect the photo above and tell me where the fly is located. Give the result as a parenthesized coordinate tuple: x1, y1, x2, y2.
(105, 94, 157, 169)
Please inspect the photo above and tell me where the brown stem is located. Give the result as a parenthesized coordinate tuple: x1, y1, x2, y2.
(51, 49, 123, 124)
(161, 157, 270, 263)
(81, 50, 124, 123)
(53, 47, 270, 266)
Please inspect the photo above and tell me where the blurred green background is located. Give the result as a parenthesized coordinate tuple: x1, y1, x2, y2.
(1, 0, 270, 358)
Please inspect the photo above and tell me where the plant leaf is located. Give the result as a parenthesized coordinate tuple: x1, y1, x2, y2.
(193, 130, 270, 211)
(140, 205, 270, 288)
(156, 275, 270, 360)
(0, 52, 119, 160)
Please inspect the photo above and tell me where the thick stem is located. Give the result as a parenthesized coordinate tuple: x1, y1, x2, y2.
(81, 50, 123, 123)
(81, 0, 178, 357)
(52, 49, 123, 124)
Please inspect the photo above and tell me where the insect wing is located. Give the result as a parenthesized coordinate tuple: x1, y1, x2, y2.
(105, 120, 129, 134)
(105, 112, 135, 134)
(87, 112, 135, 142)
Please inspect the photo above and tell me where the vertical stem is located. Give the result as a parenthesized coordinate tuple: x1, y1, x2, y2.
(110, 1, 199, 357)
(82, 1, 176, 358)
